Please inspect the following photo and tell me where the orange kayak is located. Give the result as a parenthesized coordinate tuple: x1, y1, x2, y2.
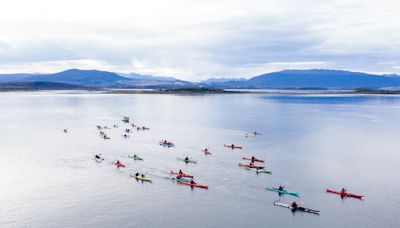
(179, 181, 208, 189)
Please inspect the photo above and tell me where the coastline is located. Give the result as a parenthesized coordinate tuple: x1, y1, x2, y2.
(1, 87, 400, 95)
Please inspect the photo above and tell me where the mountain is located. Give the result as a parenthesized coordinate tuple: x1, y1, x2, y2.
(0, 69, 193, 88)
(0, 73, 42, 83)
(23, 69, 130, 86)
(119, 73, 178, 82)
(244, 69, 400, 89)
(201, 77, 247, 83)
(117, 73, 193, 88)
(2, 68, 400, 90)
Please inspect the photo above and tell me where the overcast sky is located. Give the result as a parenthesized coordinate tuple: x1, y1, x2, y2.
(0, 0, 399, 80)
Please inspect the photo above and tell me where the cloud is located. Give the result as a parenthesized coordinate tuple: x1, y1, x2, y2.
(0, 0, 399, 80)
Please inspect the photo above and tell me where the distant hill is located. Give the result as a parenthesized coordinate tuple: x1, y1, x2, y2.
(0, 73, 42, 83)
(2, 68, 400, 90)
(244, 69, 400, 89)
(117, 73, 193, 88)
(0, 69, 193, 88)
(201, 77, 247, 83)
(0, 81, 87, 91)
(23, 69, 130, 86)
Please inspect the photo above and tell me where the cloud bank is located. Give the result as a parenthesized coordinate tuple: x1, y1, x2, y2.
(0, 0, 399, 80)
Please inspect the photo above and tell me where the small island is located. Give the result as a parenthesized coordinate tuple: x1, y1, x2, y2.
(107, 87, 241, 94)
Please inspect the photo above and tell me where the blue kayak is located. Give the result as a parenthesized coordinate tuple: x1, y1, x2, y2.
(266, 187, 300, 196)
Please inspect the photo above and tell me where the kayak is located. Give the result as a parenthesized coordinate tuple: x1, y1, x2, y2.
(266, 187, 299, 196)
(224, 145, 243, 149)
(172, 177, 192, 182)
(94, 156, 104, 162)
(243, 132, 262, 137)
(238, 163, 265, 169)
(130, 174, 152, 182)
(128, 155, 143, 161)
(326, 189, 363, 199)
(177, 157, 197, 164)
(179, 181, 208, 189)
(245, 167, 272, 174)
(112, 162, 125, 168)
(274, 202, 319, 214)
(242, 157, 264, 163)
(202, 149, 212, 155)
(171, 171, 194, 178)
(159, 141, 174, 147)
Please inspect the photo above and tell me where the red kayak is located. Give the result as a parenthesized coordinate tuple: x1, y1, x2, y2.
(171, 171, 194, 178)
(242, 157, 264, 163)
(326, 189, 363, 199)
(179, 181, 208, 189)
(224, 144, 243, 149)
(112, 162, 126, 168)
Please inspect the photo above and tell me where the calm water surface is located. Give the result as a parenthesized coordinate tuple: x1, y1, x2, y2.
(0, 92, 399, 227)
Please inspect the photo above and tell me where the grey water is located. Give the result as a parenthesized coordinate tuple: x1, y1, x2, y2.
(0, 91, 399, 228)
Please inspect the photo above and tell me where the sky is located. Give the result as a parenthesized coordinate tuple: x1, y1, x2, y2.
(0, 0, 399, 81)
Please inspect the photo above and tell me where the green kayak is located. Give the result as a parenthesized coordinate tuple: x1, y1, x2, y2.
(177, 157, 197, 164)
(266, 187, 300, 196)
(245, 167, 272, 174)
(128, 155, 143, 161)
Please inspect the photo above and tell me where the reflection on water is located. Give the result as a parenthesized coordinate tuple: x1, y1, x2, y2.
(0, 92, 399, 228)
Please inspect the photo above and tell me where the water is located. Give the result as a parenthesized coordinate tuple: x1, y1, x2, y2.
(0, 91, 399, 227)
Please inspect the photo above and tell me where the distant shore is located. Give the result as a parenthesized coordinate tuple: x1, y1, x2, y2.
(1, 86, 400, 95)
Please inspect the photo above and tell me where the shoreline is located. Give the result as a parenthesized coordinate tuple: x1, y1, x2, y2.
(1, 88, 400, 95)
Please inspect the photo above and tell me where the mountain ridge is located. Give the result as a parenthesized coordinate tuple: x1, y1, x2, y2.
(1, 68, 400, 89)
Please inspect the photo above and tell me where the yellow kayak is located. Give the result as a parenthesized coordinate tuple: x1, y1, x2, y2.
(130, 174, 152, 182)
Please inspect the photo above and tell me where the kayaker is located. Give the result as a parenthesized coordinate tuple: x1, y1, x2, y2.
(116, 160, 120, 165)
(204, 148, 208, 152)
(135, 172, 139, 177)
(231, 144, 235, 148)
(134, 154, 137, 158)
(141, 174, 145, 178)
(184, 156, 189, 162)
(190, 180, 196, 184)
(340, 188, 347, 195)
(278, 185, 284, 191)
(95, 154, 101, 159)
(291, 201, 298, 210)
(179, 169, 183, 175)
(251, 156, 255, 163)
